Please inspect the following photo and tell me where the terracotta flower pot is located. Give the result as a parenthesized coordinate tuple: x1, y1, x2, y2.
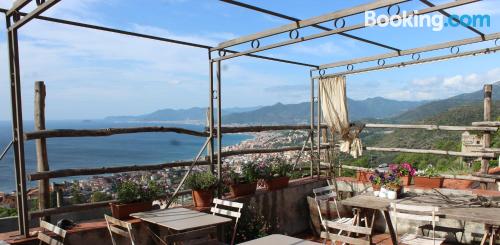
(192, 189, 214, 207)
(400, 175, 412, 186)
(372, 184, 381, 191)
(229, 182, 257, 197)
(265, 176, 290, 190)
(414, 176, 444, 188)
(356, 171, 372, 183)
(443, 179, 474, 190)
(110, 201, 152, 219)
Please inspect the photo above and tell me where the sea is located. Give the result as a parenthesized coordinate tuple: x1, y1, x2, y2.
(0, 120, 252, 193)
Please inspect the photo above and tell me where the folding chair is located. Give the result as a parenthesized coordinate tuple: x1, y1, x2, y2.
(211, 198, 243, 245)
(313, 185, 366, 244)
(391, 203, 446, 245)
(38, 220, 67, 245)
(321, 219, 372, 245)
(105, 214, 137, 245)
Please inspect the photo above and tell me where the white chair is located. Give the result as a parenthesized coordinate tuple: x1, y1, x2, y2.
(38, 220, 67, 245)
(321, 219, 372, 245)
(211, 198, 243, 245)
(105, 214, 137, 245)
(391, 203, 446, 245)
(313, 185, 366, 244)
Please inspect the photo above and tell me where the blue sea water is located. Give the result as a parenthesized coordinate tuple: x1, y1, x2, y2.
(0, 120, 251, 192)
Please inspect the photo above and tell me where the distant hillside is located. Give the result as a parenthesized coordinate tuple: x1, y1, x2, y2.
(223, 98, 425, 125)
(106, 106, 261, 123)
(391, 82, 500, 123)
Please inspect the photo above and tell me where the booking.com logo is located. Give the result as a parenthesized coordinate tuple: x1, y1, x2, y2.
(365, 10, 491, 31)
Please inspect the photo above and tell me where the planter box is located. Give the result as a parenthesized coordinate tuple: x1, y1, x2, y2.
(400, 175, 412, 186)
(110, 201, 152, 219)
(443, 179, 474, 190)
(265, 176, 290, 190)
(414, 176, 444, 188)
(192, 189, 214, 207)
(356, 171, 372, 183)
(229, 182, 257, 197)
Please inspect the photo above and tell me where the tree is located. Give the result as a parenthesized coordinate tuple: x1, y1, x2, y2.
(91, 191, 112, 203)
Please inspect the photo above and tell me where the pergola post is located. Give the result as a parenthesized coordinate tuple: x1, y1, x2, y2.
(216, 60, 223, 191)
(481, 84, 492, 174)
(34, 81, 50, 222)
(309, 71, 315, 178)
(6, 19, 30, 237)
(316, 77, 322, 178)
(208, 52, 215, 174)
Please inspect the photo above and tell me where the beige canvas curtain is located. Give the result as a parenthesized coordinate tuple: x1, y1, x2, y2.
(320, 75, 363, 158)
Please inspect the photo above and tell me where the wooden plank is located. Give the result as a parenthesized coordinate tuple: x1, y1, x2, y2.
(219, 124, 326, 133)
(24, 126, 208, 140)
(472, 121, 500, 127)
(318, 32, 500, 70)
(323, 220, 372, 235)
(365, 146, 495, 158)
(34, 81, 50, 219)
(37, 233, 63, 245)
(321, 231, 370, 245)
(391, 203, 438, 212)
(472, 173, 500, 180)
(365, 123, 497, 131)
(239, 234, 321, 245)
(213, 198, 243, 208)
(108, 226, 130, 238)
(213, 0, 479, 61)
(213, 0, 408, 50)
(313, 185, 335, 194)
(210, 207, 241, 218)
(40, 220, 66, 237)
(438, 174, 495, 183)
(393, 212, 437, 222)
(441, 208, 500, 226)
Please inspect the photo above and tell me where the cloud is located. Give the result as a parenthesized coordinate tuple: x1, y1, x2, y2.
(290, 42, 349, 56)
(412, 77, 437, 86)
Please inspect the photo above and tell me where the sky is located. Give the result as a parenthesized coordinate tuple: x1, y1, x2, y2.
(0, 0, 498, 120)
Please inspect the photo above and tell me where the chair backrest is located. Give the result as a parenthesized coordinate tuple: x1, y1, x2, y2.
(165, 226, 219, 245)
(104, 215, 136, 245)
(211, 198, 244, 245)
(313, 185, 341, 227)
(320, 220, 371, 245)
(390, 203, 439, 241)
(38, 221, 67, 245)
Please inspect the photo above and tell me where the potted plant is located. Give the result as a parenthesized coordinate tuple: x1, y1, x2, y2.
(389, 162, 416, 186)
(414, 165, 444, 188)
(258, 159, 292, 191)
(110, 180, 162, 219)
(224, 163, 259, 197)
(185, 172, 217, 207)
(384, 173, 401, 200)
(369, 171, 385, 196)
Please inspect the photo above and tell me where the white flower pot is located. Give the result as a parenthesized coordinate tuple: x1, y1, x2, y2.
(373, 191, 380, 197)
(379, 187, 387, 198)
(387, 190, 397, 200)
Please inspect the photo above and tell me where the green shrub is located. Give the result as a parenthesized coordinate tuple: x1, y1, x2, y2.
(185, 172, 217, 190)
(116, 180, 163, 203)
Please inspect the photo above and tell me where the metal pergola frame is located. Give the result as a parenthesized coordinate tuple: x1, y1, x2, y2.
(2, 0, 499, 237)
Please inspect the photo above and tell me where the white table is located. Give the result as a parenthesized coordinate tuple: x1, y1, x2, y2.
(131, 207, 232, 231)
(238, 234, 321, 245)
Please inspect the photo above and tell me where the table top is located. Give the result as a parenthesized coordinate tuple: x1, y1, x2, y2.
(131, 207, 232, 231)
(238, 234, 321, 245)
(341, 194, 500, 225)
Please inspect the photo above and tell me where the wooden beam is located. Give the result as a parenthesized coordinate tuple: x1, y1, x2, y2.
(34, 81, 50, 221)
(481, 84, 493, 174)
(365, 146, 495, 158)
(28, 160, 211, 181)
(472, 148, 500, 153)
(213, 0, 479, 62)
(317, 32, 500, 70)
(472, 121, 500, 127)
(212, 0, 408, 51)
(221, 145, 329, 157)
(24, 127, 209, 140)
(9, 0, 60, 30)
(364, 123, 497, 131)
(316, 45, 500, 78)
(219, 125, 326, 133)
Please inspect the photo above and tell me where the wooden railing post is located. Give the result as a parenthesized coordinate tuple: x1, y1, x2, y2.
(35, 81, 50, 221)
(481, 84, 492, 174)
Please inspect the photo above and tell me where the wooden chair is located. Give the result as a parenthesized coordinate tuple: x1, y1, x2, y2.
(38, 220, 67, 245)
(210, 198, 243, 245)
(391, 203, 446, 245)
(165, 226, 219, 245)
(313, 186, 359, 234)
(320, 219, 372, 245)
(104, 214, 137, 245)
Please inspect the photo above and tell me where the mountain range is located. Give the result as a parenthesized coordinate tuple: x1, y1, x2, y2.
(106, 82, 499, 125)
